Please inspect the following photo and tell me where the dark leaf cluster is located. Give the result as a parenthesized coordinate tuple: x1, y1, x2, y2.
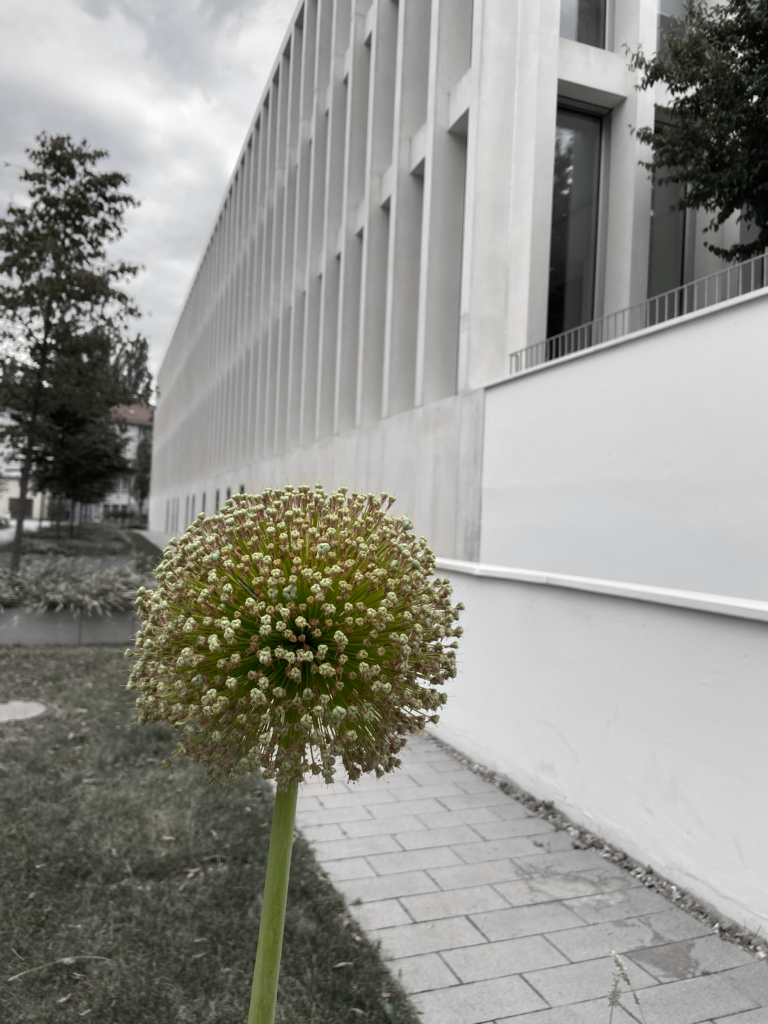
(629, 0, 768, 262)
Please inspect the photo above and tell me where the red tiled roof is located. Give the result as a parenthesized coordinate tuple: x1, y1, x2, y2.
(112, 404, 154, 427)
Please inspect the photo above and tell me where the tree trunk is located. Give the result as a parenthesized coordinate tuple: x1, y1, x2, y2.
(69, 499, 75, 538)
(10, 453, 32, 573)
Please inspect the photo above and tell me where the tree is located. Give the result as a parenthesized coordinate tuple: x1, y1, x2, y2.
(0, 133, 150, 569)
(31, 326, 149, 530)
(35, 415, 130, 535)
(132, 430, 152, 518)
(629, 0, 768, 263)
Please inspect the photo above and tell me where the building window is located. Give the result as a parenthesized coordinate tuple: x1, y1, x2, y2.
(560, 0, 607, 49)
(658, 0, 686, 53)
(547, 107, 602, 339)
(648, 171, 689, 299)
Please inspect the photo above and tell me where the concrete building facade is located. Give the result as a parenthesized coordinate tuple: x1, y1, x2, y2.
(151, 0, 768, 932)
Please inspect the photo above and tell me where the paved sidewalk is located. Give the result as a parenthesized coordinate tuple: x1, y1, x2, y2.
(297, 734, 768, 1024)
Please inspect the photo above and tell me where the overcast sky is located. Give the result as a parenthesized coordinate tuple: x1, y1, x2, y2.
(0, 0, 297, 380)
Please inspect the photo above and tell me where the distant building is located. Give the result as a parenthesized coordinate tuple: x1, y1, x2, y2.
(100, 403, 154, 521)
(0, 404, 152, 525)
(0, 422, 45, 523)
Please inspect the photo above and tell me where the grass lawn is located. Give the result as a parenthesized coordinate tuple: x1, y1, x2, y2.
(0, 647, 418, 1023)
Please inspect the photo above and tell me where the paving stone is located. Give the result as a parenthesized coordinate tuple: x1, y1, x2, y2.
(336, 870, 439, 904)
(366, 846, 464, 875)
(495, 996, 637, 1023)
(515, 848, 613, 876)
(369, 797, 447, 818)
(494, 869, 639, 909)
(454, 837, 542, 863)
(295, 794, 322, 811)
(401, 885, 510, 922)
(399, 765, 442, 778)
(315, 789, 399, 809)
(321, 857, 377, 882)
(372, 916, 487, 959)
(396, 825, 481, 850)
(564, 885, 672, 923)
(635, 973, 758, 1023)
(412, 770, 486, 787)
(428, 859, 527, 891)
(454, 776, 507, 795)
(423, 757, 470, 773)
(341, 814, 427, 838)
(471, 818, 555, 841)
(295, 804, 373, 826)
(392, 782, 466, 800)
(545, 912, 709, 962)
(488, 800, 538, 821)
(521, 832, 576, 854)
(387, 952, 460, 994)
(471, 901, 584, 942)
(715, 1010, 768, 1024)
(442, 935, 567, 982)
(628, 935, 756, 983)
(723, 964, 768, 1006)
(311, 834, 402, 861)
(348, 898, 412, 930)
(348, 773, 421, 791)
(411, 973, 547, 1024)
(440, 791, 514, 811)
(299, 823, 346, 843)
(417, 807, 504, 829)
(639, 908, 714, 943)
(523, 954, 658, 1006)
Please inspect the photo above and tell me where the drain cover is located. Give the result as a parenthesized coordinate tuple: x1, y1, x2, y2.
(0, 700, 49, 724)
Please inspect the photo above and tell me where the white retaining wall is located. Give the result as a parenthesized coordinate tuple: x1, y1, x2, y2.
(483, 290, 768, 601)
(435, 560, 768, 935)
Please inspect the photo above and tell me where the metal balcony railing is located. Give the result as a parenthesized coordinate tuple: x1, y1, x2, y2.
(509, 250, 768, 376)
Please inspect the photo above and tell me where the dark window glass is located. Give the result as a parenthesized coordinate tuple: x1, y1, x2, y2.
(658, 0, 686, 53)
(547, 108, 602, 339)
(648, 173, 687, 298)
(560, 0, 606, 48)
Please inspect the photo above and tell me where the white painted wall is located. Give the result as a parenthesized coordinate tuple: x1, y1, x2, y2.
(481, 290, 768, 600)
(436, 565, 768, 935)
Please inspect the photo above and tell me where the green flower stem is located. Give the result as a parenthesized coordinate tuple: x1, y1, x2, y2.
(248, 781, 299, 1024)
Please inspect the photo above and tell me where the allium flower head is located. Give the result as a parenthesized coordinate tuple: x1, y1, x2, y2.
(127, 486, 463, 785)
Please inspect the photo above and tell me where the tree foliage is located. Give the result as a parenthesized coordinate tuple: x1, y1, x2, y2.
(132, 429, 152, 516)
(0, 132, 151, 565)
(629, 0, 768, 262)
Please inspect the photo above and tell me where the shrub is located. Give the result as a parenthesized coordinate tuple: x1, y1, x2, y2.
(0, 561, 151, 615)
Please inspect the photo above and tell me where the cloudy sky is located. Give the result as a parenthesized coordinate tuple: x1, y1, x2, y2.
(0, 0, 297, 379)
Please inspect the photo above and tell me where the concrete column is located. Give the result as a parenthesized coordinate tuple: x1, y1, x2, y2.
(357, 0, 398, 428)
(316, 0, 352, 441)
(602, 0, 657, 314)
(299, 0, 333, 446)
(286, 2, 317, 453)
(382, 0, 431, 418)
(334, 1, 371, 436)
(415, 0, 473, 407)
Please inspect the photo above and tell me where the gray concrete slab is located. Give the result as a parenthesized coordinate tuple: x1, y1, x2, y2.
(297, 734, 768, 1023)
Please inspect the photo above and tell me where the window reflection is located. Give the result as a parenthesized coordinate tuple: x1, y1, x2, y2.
(547, 108, 602, 339)
(658, 0, 686, 53)
(560, 0, 607, 49)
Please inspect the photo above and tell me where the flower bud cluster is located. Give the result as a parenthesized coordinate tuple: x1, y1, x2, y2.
(127, 486, 463, 786)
